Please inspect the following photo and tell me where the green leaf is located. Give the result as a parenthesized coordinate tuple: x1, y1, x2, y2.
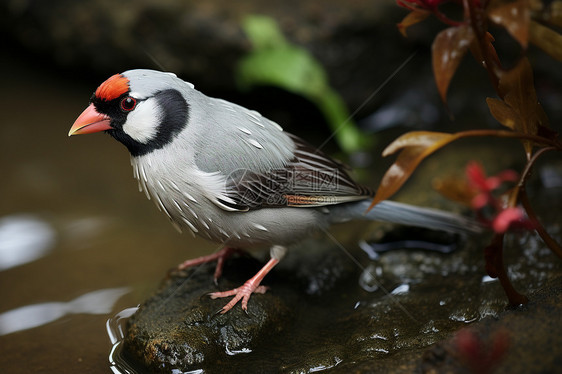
(237, 15, 370, 153)
(241, 15, 288, 50)
(237, 47, 327, 97)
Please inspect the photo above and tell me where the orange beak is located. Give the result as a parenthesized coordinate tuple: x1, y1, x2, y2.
(68, 104, 112, 136)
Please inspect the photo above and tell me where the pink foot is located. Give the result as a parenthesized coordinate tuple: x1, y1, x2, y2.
(209, 257, 280, 314)
(177, 247, 245, 283)
(209, 281, 269, 314)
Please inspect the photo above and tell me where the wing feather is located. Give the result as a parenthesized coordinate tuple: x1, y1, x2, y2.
(220, 134, 373, 210)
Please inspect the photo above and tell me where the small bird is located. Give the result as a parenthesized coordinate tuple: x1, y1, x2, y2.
(69, 69, 477, 313)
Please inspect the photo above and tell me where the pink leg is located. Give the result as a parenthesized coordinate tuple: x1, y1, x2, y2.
(209, 257, 280, 314)
(177, 247, 245, 283)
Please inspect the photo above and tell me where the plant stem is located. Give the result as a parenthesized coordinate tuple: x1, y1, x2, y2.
(451, 129, 561, 148)
(485, 233, 529, 306)
(511, 146, 562, 258)
(464, 0, 502, 95)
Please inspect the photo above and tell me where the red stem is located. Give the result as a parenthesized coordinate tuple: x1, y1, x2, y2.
(485, 234, 529, 306)
(510, 146, 562, 258)
(449, 129, 562, 149)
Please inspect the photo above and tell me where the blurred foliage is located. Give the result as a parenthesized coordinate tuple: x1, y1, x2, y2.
(236, 15, 370, 153)
(374, 0, 562, 307)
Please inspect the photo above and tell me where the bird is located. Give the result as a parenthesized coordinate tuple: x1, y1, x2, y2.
(69, 69, 478, 313)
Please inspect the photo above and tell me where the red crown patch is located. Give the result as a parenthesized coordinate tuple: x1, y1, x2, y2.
(95, 74, 130, 101)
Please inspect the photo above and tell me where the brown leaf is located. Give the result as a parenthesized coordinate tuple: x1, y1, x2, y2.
(499, 58, 536, 115)
(371, 146, 426, 207)
(488, 0, 530, 48)
(432, 25, 474, 103)
(397, 10, 431, 38)
(529, 20, 562, 62)
(469, 31, 501, 74)
(496, 57, 549, 157)
(382, 131, 455, 156)
(486, 97, 521, 130)
(432, 175, 476, 206)
(368, 126, 556, 211)
(370, 131, 456, 208)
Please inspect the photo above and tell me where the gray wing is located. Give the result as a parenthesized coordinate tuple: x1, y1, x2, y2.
(218, 134, 373, 211)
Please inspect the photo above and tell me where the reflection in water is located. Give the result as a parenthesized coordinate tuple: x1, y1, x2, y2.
(481, 275, 497, 283)
(308, 357, 343, 372)
(390, 283, 410, 295)
(0, 214, 56, 270)
(0, 287, 129, 335)
(107, 307, 139, 374)
(358, 262, 383, 293)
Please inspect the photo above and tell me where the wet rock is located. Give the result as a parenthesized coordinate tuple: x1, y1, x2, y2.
(124, 256, 295, 372)
(419, 275, 562, 374)
(123, 240, 361, 372)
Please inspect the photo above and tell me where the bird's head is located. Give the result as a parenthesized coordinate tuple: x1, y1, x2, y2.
(69, 70, 190, 157)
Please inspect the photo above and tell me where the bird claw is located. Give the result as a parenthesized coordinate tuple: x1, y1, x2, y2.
(207, 255, 280, 313)
(212, 307, 226, 317)
(209, 282, 269, 314)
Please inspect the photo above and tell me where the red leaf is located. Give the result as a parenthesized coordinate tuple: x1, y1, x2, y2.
(432, 25, 474, 103)
(471, 193, 490, 210)
(466, 161, 488, 190)
(492, 207, 524, 233)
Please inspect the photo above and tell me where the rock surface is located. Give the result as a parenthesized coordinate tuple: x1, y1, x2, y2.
(124, 255, 298, 372)
(418, 275, 562, 374)
(123, 240, 360, 372)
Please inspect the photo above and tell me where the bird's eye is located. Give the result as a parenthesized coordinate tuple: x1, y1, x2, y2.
(120, 97, 137, 111)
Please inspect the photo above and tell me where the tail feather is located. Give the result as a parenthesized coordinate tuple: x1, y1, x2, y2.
(329, 199, 482, 234)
